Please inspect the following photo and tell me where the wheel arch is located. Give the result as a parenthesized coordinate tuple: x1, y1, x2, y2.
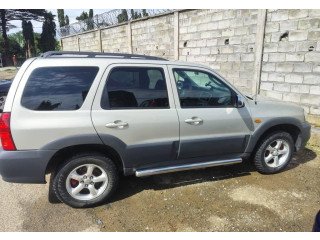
(246, 117, 303, 155)
(45, 144, 125, 175)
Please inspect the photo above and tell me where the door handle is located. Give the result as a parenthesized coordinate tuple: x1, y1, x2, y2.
(105, 120, 128, 129)
(185, 117, 203, 125)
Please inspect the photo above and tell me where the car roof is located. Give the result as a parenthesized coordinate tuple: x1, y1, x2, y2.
(34, 51, 212, 70)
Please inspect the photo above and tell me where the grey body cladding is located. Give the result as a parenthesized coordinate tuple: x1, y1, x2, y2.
(0, 148, 55, 183)
(244, 117, 311, 153)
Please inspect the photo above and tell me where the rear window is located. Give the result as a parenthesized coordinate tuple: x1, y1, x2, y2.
(21, 67, 99, 111)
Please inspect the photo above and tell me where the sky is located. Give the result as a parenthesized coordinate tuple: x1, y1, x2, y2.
(8, 9, 110, 37)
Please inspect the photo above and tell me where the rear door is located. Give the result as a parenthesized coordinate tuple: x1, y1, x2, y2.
(91, 63, 180, 169)
(168, 65, 253, 160)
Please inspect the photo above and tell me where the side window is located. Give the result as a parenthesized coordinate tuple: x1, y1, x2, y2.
(173, 69, 235, 108)
(21, 67, 99, 111)
(101, 67, 169, 109)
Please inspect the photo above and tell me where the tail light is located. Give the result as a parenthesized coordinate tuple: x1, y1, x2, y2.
(0, 112, 16, 151)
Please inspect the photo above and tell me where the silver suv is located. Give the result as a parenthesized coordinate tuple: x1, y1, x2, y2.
(0, 51, 311, 208)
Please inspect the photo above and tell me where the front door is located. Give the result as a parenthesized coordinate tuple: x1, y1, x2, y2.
(91, 64, 179, 169)
(168, 66, 253, 160)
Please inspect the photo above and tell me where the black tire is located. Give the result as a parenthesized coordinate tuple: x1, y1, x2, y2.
(52, 153, 119, 208)
(254, 131, 294, 174)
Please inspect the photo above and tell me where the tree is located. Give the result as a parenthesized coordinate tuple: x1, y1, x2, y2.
(39, 12, 56, 53)
(88, 9, 94, 30)
(8, 31, 24, 48)
(76, 9, 94, 31)
(0, 35, 23, 58)
(130, 10, 142, 20)
(89, 9, 93, 19)
(130, 9, 135, 19)
(0, 9, 46, 65)
(22, 20, 35, 58)
(65, 15, 70, 25)
(57, 9, 66, 28)
(76, 11, 89, 21)
(64, 15, 70, 36)
(117, 9, 128, 23)
(142, 9, 149, 17)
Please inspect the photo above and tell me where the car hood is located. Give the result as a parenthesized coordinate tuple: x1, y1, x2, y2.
(247, 95, 305, 122)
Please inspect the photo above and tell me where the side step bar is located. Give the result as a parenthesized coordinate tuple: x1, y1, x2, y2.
(135, 158, 242, 177)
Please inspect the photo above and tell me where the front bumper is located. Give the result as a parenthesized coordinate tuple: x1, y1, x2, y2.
(0, 147, 55, 183)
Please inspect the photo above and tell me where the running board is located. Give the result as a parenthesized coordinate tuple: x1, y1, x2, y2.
(135, 158, 242, 177)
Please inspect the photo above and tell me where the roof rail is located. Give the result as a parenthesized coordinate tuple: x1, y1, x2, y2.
(39, 51, 168, 61)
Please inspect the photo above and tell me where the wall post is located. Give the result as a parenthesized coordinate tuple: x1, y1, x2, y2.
(127, 21, 133, 54)
(77, 37, 81, 51)
(98, 29, 103, 52)
(174, 11, 179, 60)
(60, 39, 63, 51)
(253, 9, 267, 96)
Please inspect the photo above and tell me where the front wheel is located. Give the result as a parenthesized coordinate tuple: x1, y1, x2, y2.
(52, 154, 119, 208)
(254, 131, 294, 174)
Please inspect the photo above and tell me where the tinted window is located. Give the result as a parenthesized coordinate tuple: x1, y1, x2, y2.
(21, 67, 99, 111)
(173, 69, 235, 108)
(102, 67, 169, 109)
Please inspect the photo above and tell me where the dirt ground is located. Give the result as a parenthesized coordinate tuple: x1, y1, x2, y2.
(0, 137, 319, 232)
(0, 67, 18, 80)
(93, 145, 320, 232)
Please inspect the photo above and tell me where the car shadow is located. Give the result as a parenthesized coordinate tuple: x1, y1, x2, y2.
(48, 147, 318, 206)
(108, 147, 318, 204)
(108, 161, 254, 204)
(285, 147, 318, 171)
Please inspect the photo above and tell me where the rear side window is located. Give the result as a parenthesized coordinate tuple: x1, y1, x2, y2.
(101, 67, 169, 109)
(21, 67, 99, 111)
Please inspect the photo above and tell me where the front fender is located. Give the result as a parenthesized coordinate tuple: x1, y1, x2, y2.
(245, 117, 305, 153)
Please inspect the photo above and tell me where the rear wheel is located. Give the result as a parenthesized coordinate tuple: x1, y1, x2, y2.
(254, 131, 294, 174)
(52, 153, 119, 208)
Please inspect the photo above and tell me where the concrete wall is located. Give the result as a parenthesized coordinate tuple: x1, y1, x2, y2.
(61, 9, 320, 121)
(260, 9, 320, 117)
(178, 9, 258, 94)
(101, 25, 129, 53)
(132, 14, 175, 59)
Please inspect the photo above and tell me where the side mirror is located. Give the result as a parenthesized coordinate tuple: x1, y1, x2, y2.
(236, 95, 245, 108)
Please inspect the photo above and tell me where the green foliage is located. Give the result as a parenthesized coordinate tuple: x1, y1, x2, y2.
(0, 35, 23, 57)
(22, 20, 36, 57)
(57, 9, 66, 28)
(87, 9, 94, 30)
(1, 9, 46, 64)
(130, 10, 142, 20)
(89, 9, 93, 19)
(142, 9, 149, 17)
(76, 11, 89, 21)
(55, 40, 61, 51)
(76, 10, 94, 31)
(65, 15, 70, 25)
(38, 12, 56, 53)
(8, 31, 24, 48)
(117, 9, 128, 23)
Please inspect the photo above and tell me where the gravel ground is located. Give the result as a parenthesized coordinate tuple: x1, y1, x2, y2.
(0, 144, 319, 232)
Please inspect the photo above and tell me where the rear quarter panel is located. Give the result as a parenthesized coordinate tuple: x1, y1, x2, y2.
(9, 59, 106, 150)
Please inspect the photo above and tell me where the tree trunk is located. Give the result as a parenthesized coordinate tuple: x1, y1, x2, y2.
(0, 10, 9, 66)
(27, 40, 31, 58)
